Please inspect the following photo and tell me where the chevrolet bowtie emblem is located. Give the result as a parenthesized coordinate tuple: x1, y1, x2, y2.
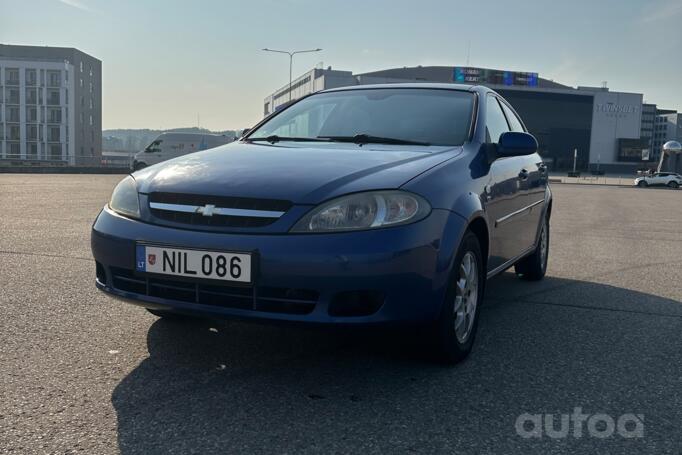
(197, 204, 216, 217)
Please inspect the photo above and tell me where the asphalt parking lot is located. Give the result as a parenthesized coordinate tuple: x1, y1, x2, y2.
(0, 174, 680, 454)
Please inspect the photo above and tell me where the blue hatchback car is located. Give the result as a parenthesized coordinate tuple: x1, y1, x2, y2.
(91, 84, 551, 363)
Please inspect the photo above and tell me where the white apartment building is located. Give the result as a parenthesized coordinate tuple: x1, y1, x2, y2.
(0, 45, 101, 166)
(0, 59, 75, 163)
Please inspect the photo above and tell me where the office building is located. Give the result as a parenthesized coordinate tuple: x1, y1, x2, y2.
(264, 65, 675, 173)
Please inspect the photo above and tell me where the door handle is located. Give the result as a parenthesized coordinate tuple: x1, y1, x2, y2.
(518, 169, 529, 180)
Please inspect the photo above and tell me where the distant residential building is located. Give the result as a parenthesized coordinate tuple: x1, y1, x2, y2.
(0, 44, 101, 165)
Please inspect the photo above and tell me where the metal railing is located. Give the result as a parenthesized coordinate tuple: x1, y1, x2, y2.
(0, 155, 132, 168)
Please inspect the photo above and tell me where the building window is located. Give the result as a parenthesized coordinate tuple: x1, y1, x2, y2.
(5, 69, 19, 85)
(89, 82, 93, 93)
(26, 69, 37, 86)
(48, 108, 62, 123)
(9, 125, 21, 140)
(9, 143, 20, 158)
(27, 143, 38, 159)
(8, 89, 20, 104)
(89, 115, 93, 126)
(89, 65, 93, 77)
(80, 61, 83, 72)
(47, 71, 61, 87)
(26, 88, 38, 105)
(47, 89, 61, 105)
(8, 107, 20, 122)
(27, 125, 39, 141)
(48, 126, 61, 142)
(49, 144, 63, 160)
(89, 98, 93, 109)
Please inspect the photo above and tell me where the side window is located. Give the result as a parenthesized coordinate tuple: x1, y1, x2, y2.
(500, 102, 525, 132)
(486, 96, 510, 143)
(146, 140, 162, 153)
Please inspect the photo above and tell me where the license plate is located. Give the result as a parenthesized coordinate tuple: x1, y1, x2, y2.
(135, 244, 252, 283)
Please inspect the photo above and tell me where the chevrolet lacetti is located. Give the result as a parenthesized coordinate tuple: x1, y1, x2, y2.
(91, 84, 552, 363)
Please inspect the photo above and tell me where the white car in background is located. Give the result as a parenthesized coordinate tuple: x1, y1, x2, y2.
(133, 132, 234, 170)
(635, 172, 682, 189)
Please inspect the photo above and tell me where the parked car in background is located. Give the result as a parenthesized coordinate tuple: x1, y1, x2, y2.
(132, 132, 234, 170)
(635, 172, 682, 188)
(93, 84, 551, 364)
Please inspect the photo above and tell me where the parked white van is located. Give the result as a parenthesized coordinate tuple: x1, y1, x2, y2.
(132, 132, 234, 170)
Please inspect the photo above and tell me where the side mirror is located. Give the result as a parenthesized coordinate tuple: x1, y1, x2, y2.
(496, 132, 538, 158)
(240, 128, 251, 138)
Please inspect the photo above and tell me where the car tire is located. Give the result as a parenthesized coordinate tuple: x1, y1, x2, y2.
(146, 308, 189, 320)
(514, 215, 549, 281)
(637, 180, 648, 188)
(431, 231, 485, 364)
(668, 181, 679, 189)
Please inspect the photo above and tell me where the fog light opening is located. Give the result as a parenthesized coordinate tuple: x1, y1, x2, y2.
(329, 290, 385, 317)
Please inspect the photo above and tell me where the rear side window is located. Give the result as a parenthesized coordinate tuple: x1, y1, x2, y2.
(486, 96, 510, 143)
(500, 102, 525, 132)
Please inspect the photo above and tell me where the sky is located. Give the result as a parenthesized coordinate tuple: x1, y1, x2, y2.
(1, 0, 681, 131)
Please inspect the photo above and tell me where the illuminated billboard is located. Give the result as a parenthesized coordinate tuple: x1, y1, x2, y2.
(453, 67, 538, 87)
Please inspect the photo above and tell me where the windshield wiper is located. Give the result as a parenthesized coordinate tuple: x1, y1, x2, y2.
(247, 135, 330, 144)
(318, 134, 430, 146)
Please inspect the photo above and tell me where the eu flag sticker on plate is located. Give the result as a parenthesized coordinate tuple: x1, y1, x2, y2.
(136, 245, 146, 272)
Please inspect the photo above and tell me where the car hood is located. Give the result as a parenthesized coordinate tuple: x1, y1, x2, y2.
(135, 141, 461, 204)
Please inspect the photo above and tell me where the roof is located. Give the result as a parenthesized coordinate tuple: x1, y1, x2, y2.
(321, 82, 484, 93)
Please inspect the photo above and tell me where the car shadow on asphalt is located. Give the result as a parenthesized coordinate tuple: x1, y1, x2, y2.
(111, 274, 681, 454)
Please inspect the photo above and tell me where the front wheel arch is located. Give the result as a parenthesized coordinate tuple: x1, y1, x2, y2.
(466, 217, 489, 275)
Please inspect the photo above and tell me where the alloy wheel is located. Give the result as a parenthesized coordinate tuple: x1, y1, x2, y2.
(453, 252, 479, 343)
(540, 222, 548, 269)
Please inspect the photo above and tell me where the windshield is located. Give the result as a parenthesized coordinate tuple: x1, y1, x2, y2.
(248, 88, 475, 146)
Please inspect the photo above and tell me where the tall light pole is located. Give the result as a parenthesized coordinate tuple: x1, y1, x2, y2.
(262, 48, 322, 102)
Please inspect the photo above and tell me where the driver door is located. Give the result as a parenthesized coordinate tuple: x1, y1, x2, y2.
(485, 95, 533, 272)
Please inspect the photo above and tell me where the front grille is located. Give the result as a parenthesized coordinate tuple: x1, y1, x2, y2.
(148, 192, 291, 229)
(109, 267, 317, 315)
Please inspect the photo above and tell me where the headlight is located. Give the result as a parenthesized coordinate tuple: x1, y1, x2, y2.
(109, 175, 140, 218)
(291, 191, 430, 233)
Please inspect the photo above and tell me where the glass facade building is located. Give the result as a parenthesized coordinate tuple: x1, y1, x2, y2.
(496, 90, 593, 171)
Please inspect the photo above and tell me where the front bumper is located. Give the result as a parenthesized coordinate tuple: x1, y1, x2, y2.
(91, 206, 466, 325)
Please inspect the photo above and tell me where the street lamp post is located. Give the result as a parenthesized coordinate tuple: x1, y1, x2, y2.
(262, 48, 322, 102)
